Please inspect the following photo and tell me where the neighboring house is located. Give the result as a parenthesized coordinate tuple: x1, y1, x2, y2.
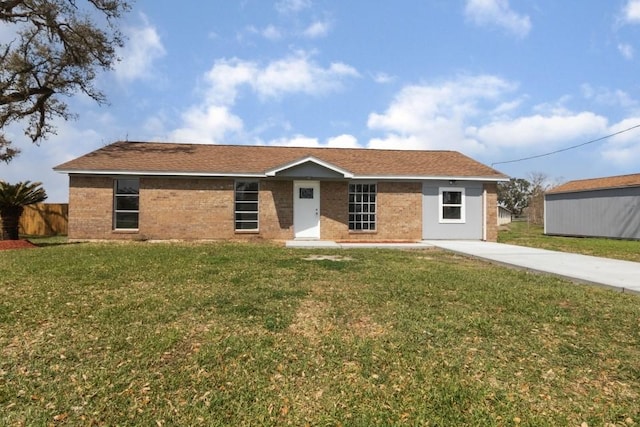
(54, 141, 508, 242)
(545, 173, 640, 239)
(497, 206, 512, 226)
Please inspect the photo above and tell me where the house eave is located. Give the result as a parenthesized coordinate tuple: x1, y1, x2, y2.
(54, 169, 266, 178)
(355, 175, 509, 182)
(546, 183, 640, 196)
(55, 169, 509, 182)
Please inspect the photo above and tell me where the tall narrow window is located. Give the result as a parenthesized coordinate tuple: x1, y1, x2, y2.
(439, 187, 465, 223)
(235, 181, 259, 231)
(114, 178, 139, 229)
(349, 183, 376, 231)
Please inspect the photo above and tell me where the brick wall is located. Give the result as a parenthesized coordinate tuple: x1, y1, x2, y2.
(69, 176, 237, 240)
(142, 178, 235, 240)
(375, 182, 422, 241)
(320, 181, 349, 239)
(68, 175, 114, 239)
(69, 176, 430, 242)
(484, 183, 498, 242)
(260, 180, 293, 239)
(320, 181, 422, 241)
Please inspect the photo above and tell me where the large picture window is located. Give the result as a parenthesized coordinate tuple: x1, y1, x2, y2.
(439, 187, 465, 223)
(114, 178, 139, 230)
(235, 181, 259, 231)
(349, 183, 376, 231)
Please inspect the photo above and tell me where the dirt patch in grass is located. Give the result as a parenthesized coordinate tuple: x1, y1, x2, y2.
(0, 239, 37, 250)
(290, 292, 386, 343)
(289, 299, 333, 342)
(302, 254, 353, 261)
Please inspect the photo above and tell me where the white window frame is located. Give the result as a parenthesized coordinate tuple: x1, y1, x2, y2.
(439, 187, 466, 224)
(234, 180, 259, 232)
(113, 178, 140, 230)
(348, 182, 377, 232)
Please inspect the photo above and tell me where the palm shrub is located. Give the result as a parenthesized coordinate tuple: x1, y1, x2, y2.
(0, 181, 47, 240)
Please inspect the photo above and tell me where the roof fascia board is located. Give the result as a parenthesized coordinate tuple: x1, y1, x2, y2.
(54, 169, 266, 178)
(354, 175, 509, 182)
(55, 169, 508, 182)
(546, 184, 640, 195)
(265, 156, 354, 178)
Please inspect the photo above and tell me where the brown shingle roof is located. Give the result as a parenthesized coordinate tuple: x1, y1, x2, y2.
(54, 141, 508, 179)
(546, 173, 640, 194)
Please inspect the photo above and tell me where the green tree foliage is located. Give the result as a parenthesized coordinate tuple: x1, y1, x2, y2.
(0, 0, 131, 162)
(497, 178, 531, 216)
(0, 180, 47, 239)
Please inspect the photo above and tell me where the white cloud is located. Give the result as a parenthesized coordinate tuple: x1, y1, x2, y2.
(114, 14, 166, 82)
(170, 106, 243, 144)
(255, 55, 359, 98)
(262, 25, 283, 40)
(0, 20, 20, 45)
(470, 112, 608, 148)
(276, 0, 311, 14)
(169, 52, 359, 146)
(464, 0, 531, 38)
(367, 75, 516, 152)
(622, 0, 640, 23)
(303, 20, 331, 38)
(581, 84, 637, 109)
(204, 58, 258, 105)
(205, 52, 359, 104)
(366, 74, 621, 159)
(372, 72, 396, 84)
(618, 43, 635, 59)
(602, 117, 640, 165)
(267, 135, 320, 147)
(265, 133, 359, 148)
(2, 117, 110, 202)
(244, 25, 283, 41)
(326, 134, 360, 148)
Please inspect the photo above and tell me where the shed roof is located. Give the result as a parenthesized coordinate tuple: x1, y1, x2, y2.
(546, 172, 640, 194)
(54, 141, 508, 180)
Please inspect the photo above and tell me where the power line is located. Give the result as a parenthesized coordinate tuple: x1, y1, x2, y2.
(491, 123, 640, 167)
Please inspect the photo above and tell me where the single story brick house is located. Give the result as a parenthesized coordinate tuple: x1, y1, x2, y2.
(545, 173, 640, 240)
(54, 141, 508, 242)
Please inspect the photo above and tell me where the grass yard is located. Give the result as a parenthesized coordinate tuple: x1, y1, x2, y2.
(1, 241, 639, 426)
(499, 221, 640, 263)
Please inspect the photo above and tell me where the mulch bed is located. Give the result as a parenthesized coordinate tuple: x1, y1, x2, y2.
(0, 240, 38, 251)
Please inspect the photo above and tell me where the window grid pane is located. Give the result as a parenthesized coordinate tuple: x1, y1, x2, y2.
(348, 183, 376, 231)
(235, 180, 259, 231)
(440, 188, 464, 222)
(114, 178, 139, 230)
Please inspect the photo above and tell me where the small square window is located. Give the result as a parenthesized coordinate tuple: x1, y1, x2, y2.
(439, 187, 465, 223)
(299, 188, 314, 199)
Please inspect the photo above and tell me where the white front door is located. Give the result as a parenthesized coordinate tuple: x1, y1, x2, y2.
(294, 181, 320, 239)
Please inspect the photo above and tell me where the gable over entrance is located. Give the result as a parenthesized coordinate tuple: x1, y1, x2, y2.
(266, 156, 354, 179)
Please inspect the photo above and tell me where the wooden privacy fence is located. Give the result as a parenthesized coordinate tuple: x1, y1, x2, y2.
(17, 203, 68, 236)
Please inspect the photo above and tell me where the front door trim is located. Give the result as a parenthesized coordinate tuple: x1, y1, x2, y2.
(293, 180, 320, 239)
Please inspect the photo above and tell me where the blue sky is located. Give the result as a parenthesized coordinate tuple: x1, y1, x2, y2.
(4, 0, 640, 201)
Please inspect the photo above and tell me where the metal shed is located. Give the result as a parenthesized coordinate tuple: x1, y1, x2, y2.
(544, 173, 640, 240)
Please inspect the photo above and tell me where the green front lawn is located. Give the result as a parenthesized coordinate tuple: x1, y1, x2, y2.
(499, 221, 640, 263)
(1, 242, 639, 426)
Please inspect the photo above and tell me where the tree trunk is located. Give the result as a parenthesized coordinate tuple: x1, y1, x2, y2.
(0, 206, 24, 240)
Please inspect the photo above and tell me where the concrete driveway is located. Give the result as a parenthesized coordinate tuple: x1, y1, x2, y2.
(424, 241, 640, 294)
